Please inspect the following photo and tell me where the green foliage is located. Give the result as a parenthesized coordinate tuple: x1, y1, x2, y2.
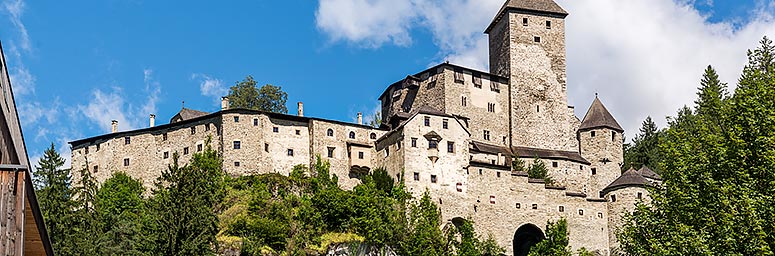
(619, 37, 775, 255)
(529, 218, 571, 256)
(400, 191, 449, 256)
(33, 143, 74, 253)
(147, 140, 226, 255)
(366, 110, 382, 128)
(512, 158, 527, 172)
(528, 157, 553, 183)
(623, 116, 663, 171)
(228, 75, 289, 114)
(95, 172, 147, 255)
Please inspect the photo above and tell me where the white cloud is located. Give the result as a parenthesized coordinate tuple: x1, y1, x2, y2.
(8, 66, 34, 95)
(2, 0, 31, 52)
(192, 73, 227, 105)
(78, 70, 164, 133)
(315, 0, 775, 137)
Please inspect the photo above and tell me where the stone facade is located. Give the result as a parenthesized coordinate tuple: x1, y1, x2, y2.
(69, 1, 660, 255)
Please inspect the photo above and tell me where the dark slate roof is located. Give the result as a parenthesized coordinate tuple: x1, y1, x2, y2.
(485, 0, 569, 33)
(171, 108, 210, 123)
(601, 168, 649, 195)
(471, 141, 512, 155)
(578, 96, 624, 132)
(638, 166, 662, 181)
(512, 146, 590, 165)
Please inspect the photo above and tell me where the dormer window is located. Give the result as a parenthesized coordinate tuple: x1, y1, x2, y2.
(473, 74, 482, 88)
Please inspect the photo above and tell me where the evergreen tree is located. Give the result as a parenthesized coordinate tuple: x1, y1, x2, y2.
(68, 164, 101, 256)
(32, 143, 74, 254)
(147, 140, 226, 255)
(228, 75, 288, 114)
(623, 116, 662, 171)
(528, 157, 552, 184)
(619, 37, 775, 255)
(399, 191, 449, 256)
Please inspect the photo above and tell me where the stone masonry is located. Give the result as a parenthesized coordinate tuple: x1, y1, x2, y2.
(70, 1, 660, 255)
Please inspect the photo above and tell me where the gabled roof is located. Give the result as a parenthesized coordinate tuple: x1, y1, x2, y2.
(638, 166, 662, 181)
(471, 141, 512, 155)
(485, 0, 569, 33)
(579, 96, 624, 132)
(170, 108, 209, 123)
(601, 168, 649, 195)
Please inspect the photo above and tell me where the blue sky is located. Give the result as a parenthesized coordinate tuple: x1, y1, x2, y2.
(1, 0, 774, 167)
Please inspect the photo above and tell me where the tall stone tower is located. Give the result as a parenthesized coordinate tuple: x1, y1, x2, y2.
(486, 0, 576, 151)
(578, 96, 624, 195)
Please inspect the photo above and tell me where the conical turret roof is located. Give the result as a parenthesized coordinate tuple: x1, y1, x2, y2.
(579, 96, 623, 132)
(602, 168, 649, 195)
(637, 166, 662, 181)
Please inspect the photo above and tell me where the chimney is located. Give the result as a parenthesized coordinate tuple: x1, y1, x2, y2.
(357, 112, 363, 125)
(111, 120, 118, 133)
(221, 97, 230, 110)
(297, 102, 304, 117)
(150, 114, 156, 127)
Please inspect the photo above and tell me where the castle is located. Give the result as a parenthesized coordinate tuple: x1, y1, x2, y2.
(69, 1, 661, 255)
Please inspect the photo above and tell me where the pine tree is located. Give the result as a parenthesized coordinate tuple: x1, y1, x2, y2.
(33, 143, 74, 254)
(528, 157, 552, 184)
(623, 116, 662, 171)
(147, 139, 226, 255)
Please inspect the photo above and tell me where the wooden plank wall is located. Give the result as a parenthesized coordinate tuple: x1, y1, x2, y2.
(0, 170, 24, 256)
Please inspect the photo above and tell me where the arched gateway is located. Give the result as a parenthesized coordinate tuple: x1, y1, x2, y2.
(513, 223, 545, 256)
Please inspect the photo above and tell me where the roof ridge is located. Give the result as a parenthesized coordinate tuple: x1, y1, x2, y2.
(579, 96, 623, 132)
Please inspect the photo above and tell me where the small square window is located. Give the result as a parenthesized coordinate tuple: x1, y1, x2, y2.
(234, 161, 240, 167)
(523, 17, 528, 26)
(559, 206, 564, 212)
(546, 20, 551, 29)
(358, 152, 364, 159)
(163, 133, 168, 141)
(184, 147, 189, 155)
(552, 161, 558, 167)
(125, 137, 131, 145)
(327, 147, 335, 158)
(516, 203, 521, 209)
(123, 158, 130, 166)
(534, 36, 541, 43)
(287, 149, 294, 156)
(447, 141, 455, 153)
(93, 166, 98, 173)
(163, 151, 169, 159)
(443, 119, 449, 129)
(637, 192, 643, 199)
(611, 194, 617, 202)
(233, 141, 241, 149)
(591, 168, 597, 175)
(496, 171, 501, 178)
(234, 116, 239, 122)
(413, 172, 420, 181)
(273, 127, 279, 133)
(579, 209, 584, 216)
(598, 212, 604, 218)
(254, 118, 259, 126)
(411, 138, 417, 147)
(197, 144, 203, 152)
(532, 204, 538, 210)
(296, 130, 301, 135)
(430, 175, 437, 183)
(591, 131, 596, 137)
(424, 117, 430, 126)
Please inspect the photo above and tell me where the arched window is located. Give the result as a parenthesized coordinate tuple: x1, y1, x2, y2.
(327, 129, 334, 137)
(370, 133, 377, 139)
(349, 131, 356, 139)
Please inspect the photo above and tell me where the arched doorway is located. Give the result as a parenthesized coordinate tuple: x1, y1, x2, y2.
(513, 223, 544, 256)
